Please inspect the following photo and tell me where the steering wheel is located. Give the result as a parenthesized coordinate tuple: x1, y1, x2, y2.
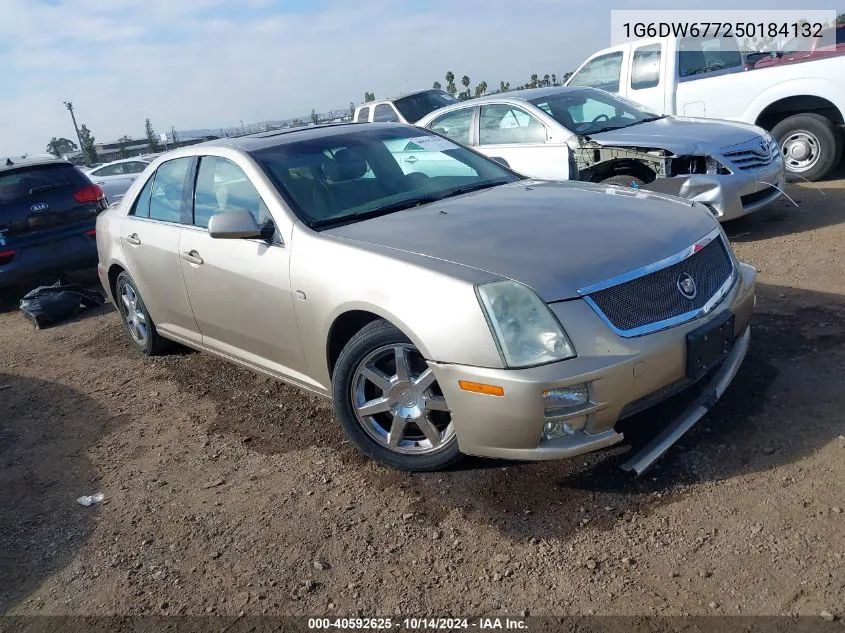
(591, 113, 610, 124)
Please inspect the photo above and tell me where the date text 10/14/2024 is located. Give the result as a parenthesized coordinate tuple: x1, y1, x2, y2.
(307, 617, 528, 630)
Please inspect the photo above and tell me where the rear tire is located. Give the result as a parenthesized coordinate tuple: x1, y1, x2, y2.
(114, 271, 166, 356)
(601, 175, 645, 188)
(771, 113, 842, 182)
(332, 319, 463, 472)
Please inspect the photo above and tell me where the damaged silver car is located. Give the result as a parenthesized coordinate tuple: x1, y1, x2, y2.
(416, 87, 785, 222)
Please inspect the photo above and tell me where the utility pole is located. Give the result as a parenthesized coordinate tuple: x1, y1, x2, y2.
(62, 100, 84, 157)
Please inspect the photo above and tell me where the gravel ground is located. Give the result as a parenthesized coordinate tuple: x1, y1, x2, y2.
(1, 174, 844, 618)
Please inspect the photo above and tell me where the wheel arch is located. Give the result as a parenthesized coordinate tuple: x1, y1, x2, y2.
(753, 94, 844, 131)
(325, 306, 433, 380)
(106, 262, 126, 304)
(583, 158, 657, 184)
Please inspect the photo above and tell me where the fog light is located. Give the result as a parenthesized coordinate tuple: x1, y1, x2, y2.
(543, 384, 589, 417)
(543, 415, 588, 440)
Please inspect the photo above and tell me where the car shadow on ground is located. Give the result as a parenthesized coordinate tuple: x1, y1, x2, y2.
(0, 373, 128, 612)
(725, 169, 844, 243)
(131, 279, 845, 542)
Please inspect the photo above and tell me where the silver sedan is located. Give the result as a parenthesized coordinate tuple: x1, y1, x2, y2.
(416, 87, 785, 222)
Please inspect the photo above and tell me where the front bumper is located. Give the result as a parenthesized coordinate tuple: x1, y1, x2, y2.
(430, 262, 756, 464)
(645, 158, 785, 222)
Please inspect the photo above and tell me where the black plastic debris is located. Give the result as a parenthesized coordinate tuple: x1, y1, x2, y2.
(19, 280, 104, 328)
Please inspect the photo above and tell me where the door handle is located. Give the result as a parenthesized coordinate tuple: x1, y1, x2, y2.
(181, 250, 204, 265)
(125, 233, 141, 245)
(405, 155, 418, 163)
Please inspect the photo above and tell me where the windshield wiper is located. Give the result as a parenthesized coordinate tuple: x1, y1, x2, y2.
(426, 178, 511, 202)
(29, 183, 63, 195)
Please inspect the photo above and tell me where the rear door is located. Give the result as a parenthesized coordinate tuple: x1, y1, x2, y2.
(118, 157, 200, 344)
(0, 162, 104, 253)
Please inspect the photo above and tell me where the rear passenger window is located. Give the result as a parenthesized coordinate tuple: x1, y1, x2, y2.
(428, 108, 474, 145)
(356, 106, 370, 123)
(193, 156, 270, 229)
(147, 157, 191, 223)
(373, 104, 399, 122)
(631, 44, 661, 90)
(479, 105, 546, 145)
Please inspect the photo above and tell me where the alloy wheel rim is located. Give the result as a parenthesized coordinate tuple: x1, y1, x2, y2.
(119, 282, 148, 346)
(351, 343, 454, 455)
(781, 130, 820, 173)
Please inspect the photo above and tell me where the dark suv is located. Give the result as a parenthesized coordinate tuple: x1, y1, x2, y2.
(0, 155, 108, 289)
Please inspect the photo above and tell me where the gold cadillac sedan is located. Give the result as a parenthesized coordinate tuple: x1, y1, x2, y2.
(95, 123, 756, 473)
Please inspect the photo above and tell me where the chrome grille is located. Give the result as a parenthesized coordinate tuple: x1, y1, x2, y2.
(720, 137, 779, 171)
(582, 233, 734, 336)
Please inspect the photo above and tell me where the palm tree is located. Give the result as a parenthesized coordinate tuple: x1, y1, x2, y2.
(543, 74, 551, 87)
(499, 80, 510, 93)
(552, 73, 557, 86)
(474, 80, 488, 98)
(445, 71, 457, 97)
(460, 75, 471, 100)
(530, 74, 539, 88)
(432, 81, 442, 90)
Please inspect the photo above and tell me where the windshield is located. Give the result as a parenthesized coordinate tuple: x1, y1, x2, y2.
(392, 90, 458, 123)
(529, 89, 663, 135)
(252, 126, 520, 228)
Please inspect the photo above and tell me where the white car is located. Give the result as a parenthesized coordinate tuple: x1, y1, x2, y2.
(354, 89, 458, 124)
(416, 87, 785, 222)
(85, 158, 151, 203)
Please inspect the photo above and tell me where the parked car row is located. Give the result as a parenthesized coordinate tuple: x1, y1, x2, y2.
(93, 122, 756, 474)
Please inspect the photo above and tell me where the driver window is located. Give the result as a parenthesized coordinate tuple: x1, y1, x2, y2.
(567, 52, 623, 93)
(479, 105, 546, 145)
(631, 44, 661, 90)
(193, 156, 271, 229)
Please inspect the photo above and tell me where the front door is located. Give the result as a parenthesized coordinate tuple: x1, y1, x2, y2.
(475, 104, 571, 180)
(119, 157, 200, 344)
(177, 155, 309, 383)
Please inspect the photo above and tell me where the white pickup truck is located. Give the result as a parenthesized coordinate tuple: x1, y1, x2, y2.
(565, 34, 845, 181)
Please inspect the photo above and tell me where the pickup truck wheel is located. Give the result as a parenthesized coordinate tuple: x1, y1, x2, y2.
(771, 114, 842, 182)
(601, 175, 645, 188)
(332, 320, 463, 472)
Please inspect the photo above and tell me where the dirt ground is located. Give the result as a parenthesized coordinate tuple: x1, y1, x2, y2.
(1, 173, 844, 619)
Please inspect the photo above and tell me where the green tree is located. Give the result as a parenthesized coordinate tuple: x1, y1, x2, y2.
(837, 12, 844, 24)
(364, 91, 375, 102)
(498, 80, 510, 93)
(551, 73, 557, 86)
(474, 80, 488, 98)
(529, 73, 539, 88)
(45, 137, 77, 157)
(459, 75, 471, 100)
(432, 80, 442, 90)
(562, 71, 573, 83)
(543, 74, 551, 87)
(311, 108, 318, 125)
(145, 118, 160, 152)
(445, 71, 457, 97)
(78, 124, 98, 164)
(116, 134, 132, 159)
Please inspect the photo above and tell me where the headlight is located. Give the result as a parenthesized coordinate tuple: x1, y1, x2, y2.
(669, 155, 731, 176)
(476, 280, 576, 368)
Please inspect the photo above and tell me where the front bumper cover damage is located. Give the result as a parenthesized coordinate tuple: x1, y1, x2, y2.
(566, 137, 784, 222)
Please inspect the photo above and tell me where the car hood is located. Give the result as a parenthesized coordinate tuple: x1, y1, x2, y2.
(588, 116, 762, 155)
(322, 181, 719, 302)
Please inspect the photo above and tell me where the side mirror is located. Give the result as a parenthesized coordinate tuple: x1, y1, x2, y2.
(490, 156, 511, 168)
(207, 209, 262, 239)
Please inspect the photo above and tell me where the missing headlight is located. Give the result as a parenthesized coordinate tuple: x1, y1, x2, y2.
(669, 156, 731, 176)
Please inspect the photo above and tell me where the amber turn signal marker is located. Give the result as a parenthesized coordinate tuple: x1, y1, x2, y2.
(458, 381, 504, 396)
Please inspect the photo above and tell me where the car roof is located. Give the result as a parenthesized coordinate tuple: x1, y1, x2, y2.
(189, 122, 415, 152)
(417, 87, 596, 123)
(0, 155, 69, 173)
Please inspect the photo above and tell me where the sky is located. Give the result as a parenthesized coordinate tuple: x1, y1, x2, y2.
(0, 0, 838, 155)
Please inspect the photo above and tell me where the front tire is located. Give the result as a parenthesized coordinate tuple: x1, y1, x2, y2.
(771, 113, 842, 182)
(115, 271, 166, 356)
(331, 320, 463, 471)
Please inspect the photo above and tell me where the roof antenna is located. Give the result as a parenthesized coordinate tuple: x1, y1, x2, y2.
(5, 158, 13, 166)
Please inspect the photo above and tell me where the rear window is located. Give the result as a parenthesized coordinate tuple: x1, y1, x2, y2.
(0, 163, 89, 206)
(393, 90, 458, 124)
